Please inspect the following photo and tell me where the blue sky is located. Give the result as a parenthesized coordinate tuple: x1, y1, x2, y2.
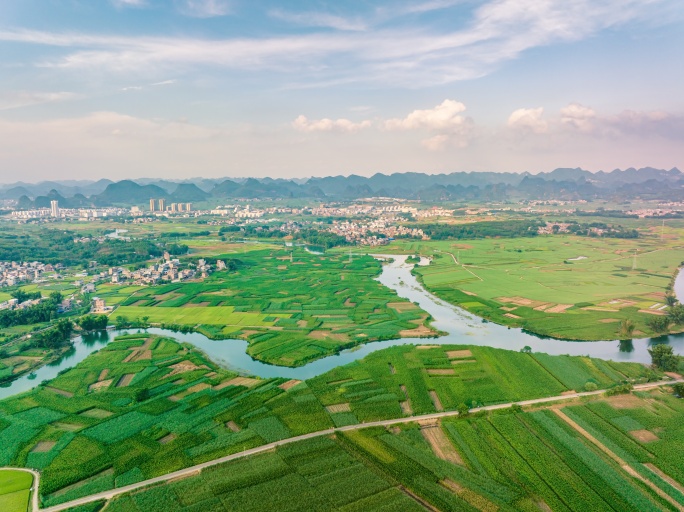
(0, 0, 683, 182)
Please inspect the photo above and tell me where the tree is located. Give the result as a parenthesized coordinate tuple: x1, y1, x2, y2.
(647, 344, 679, 372)
(646, 315, 670, 334)
(457, 403, 470, 417)
(667, 304, 684, 325)
(520, 346, 532, 353)
(673, 383, 684, 398)
(618, 319, 635, 339)
(665, 294, 678, 307)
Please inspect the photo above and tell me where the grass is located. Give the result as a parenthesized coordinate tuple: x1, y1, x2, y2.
(388, 235, 684, 340)
(0, 469, 33, 512)
(113, 248, 434, 367)
(0, 335, 660, 507)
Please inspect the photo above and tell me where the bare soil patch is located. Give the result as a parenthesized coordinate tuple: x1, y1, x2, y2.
(546, 304, 573, 313)
(421, 422, 463, 465)
(451, 360, 477, 365)
(430, 390, 444, 411)
(599, 318, 620, 323)
(451, 243, 474, 249)
(164, 360, 210, 378)
(123, 338, 154, 363)
(416, 345, 440, 350)
(182, 302, 210, 308)
(226, 421, 241, 432)
(428, 369, 455, 375)
(279, 379, 302, 391)
(88, 379, 113, 392)
(638, 309, 666, 316)
(461, 290, 477, 296)
(308, 330, 349, 342)
(629, 429, 659, 443)
(97, 369, 109, 381)
(214, 376, 260, 390)
(326, 403, 351, 413)
(504, 313, 521, 319)
(447, 349, 472, 359)
(606, 394, 644, 409)
(533, 303, 553, 311)
(158, 433, 176, 445)
(400, 385, 412, 415)
(344, 298, 357, 307)
(116, 374, 135, 388)
(32, 441, 56, 453)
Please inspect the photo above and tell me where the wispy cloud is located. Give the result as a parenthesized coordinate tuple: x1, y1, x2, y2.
(269, 9, 367, 31)
(177, 0, 232, 18)
(508, 107, 548, 134)
(0, 91, 76, 111)
(0, 0, 676, 86)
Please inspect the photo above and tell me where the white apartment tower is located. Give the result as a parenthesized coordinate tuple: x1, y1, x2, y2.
(50, 200, 60, 218)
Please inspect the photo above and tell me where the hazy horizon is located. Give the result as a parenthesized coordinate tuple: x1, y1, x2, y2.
(1, 0, 683, 181)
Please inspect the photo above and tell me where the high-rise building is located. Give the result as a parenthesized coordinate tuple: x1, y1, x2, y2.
(50, 200, 59, 218)
(177, 203, 184, 212)
(171, 203, 177, 213)
(150, 199, 156, 212)
(186, 203, 192, 212)
(158, 199, 166, 211)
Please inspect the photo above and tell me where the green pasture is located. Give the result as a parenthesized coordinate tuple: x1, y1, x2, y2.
(0, 469, 33, 512)
(0, 335, 660, 507)
(113, 248, 432, 366)
(386, 235, 684, 339)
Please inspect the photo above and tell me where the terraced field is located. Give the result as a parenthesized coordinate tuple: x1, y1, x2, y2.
(115, 249, 434, 366)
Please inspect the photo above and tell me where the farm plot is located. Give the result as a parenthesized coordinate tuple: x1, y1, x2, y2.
(115, 249, 435, 367)
(409, 236, 684, 340)
(0, 470, 33, 512)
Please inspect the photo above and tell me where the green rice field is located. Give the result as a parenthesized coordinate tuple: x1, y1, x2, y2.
(0, 469, 33, 512)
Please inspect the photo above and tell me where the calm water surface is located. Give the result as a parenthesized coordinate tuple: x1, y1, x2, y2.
(2, 256, 682, 399)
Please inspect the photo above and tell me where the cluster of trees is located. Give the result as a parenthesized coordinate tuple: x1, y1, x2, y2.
(0, 230, 165, 267)
(10, 289, 42, 302)
(419, 220, 543, 240)
(30, 319, 73, 349)
(0, 291, 62, 328)
(218, 225, 347, 249)
(648, 344, 680, 372)
(76, 314, 108, 331)
(160, 231, 210, 238)
(565, 222, 639, 239)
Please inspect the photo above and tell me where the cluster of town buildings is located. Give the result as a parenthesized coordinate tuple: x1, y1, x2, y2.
(0, 260, 61, 287)
(148, 199, 193, 214)
(103, 254, 221, 286)
(329, 220, 425, 245)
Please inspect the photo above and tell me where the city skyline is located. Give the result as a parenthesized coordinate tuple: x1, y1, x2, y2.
(0, 0, 683, 181)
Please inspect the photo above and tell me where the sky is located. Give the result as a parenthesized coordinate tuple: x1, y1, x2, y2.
(0, 0, 683, 183)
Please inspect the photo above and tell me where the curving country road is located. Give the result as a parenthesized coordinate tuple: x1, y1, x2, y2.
(28, 378, 681, 512)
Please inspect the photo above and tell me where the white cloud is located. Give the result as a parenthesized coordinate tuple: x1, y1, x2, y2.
(507, 107, 548, 134)
(292, 115, 372, 133)
(385, 100, 467, 131)
(269, 10, 367, 31)
(178, 0, 232, 18)
(0, 91, 76, 111)
(151, 79, 177, 86)
(560, 103, 596, 132)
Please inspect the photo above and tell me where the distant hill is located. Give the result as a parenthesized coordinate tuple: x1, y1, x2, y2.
(4, 167, 684, 206)
(93, 180, 167, 205)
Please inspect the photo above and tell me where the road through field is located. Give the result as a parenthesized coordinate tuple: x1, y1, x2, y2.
(37, 378, 682, 512)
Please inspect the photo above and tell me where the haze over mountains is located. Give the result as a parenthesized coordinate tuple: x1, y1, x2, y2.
(2, 167, 683, 207)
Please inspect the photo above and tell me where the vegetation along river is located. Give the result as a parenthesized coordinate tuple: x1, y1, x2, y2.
(2, 255, 683, 400)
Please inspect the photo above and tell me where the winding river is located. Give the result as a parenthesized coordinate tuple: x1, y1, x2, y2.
(2, 256, 683, 400)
